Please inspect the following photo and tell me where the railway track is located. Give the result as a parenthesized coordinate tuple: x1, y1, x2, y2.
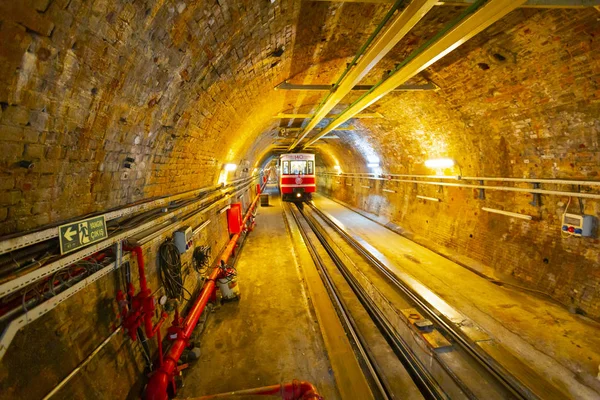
(286, 201, 541, 400)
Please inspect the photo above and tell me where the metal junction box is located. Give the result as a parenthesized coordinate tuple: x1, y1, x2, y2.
(174, 226, 193, 253)
(561, 213, 595, 237)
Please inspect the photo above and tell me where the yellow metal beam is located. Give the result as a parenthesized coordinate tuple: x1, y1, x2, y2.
(305, 0, 600, 8)
(274, 112, 382, 119)
(288, 0, 437, 151)
(303, 0, 526, 149)
(282, 126, 355, 131)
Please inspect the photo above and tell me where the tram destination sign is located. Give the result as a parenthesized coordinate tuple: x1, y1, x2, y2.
(58, 215, 108, 255)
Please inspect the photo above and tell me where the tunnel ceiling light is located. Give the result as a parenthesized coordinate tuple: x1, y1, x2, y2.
(224, 163, 237, 171)
(367, 163, 380, 168)
(367, 156, 380, 164)
(424, 158, 455, 169)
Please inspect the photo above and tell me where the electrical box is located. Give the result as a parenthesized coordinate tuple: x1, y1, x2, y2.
(174, 226, 193, 253)
(561, 213, 594, 237)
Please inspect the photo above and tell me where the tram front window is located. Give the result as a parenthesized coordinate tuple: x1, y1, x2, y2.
(290, 161, 307, 175)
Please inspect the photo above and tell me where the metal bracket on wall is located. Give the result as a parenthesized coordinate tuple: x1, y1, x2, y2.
(530, 183, 542, 207)
(114, 241, 122, 270)
(478, 180, 486, 200)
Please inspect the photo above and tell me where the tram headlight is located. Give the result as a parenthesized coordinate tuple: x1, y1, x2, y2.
(296, 193, 302, 198)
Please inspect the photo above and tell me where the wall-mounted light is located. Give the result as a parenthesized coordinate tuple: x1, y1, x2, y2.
(424, 158, 454, 169)
(224, 163, 237, 171)
(367, 163, 379, 168)
(334, 165, 342, 174)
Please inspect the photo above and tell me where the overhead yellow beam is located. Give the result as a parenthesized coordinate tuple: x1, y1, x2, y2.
(281, 126, 356, 131)
(274, 112, 382, 119)
(288, 0, 438, 151)
(303, 0, 527, 148)
(305, 0, 600, 8)
(274, 81, 439, 91)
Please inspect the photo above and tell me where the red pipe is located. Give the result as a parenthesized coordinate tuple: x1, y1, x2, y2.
(145, 191, 262, 400)
(123, 245, 155, 338)
(124, 246, 148, 292)
(193, 380, 323, 400)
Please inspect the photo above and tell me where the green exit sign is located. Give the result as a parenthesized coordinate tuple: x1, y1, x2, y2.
(58, 215, 108, 255)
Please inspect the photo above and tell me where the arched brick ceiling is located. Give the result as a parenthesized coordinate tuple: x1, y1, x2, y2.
(1, 1, 599, 236)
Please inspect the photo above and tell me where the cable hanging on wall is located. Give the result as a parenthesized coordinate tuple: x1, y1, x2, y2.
(192, 245, 211, 274)
(159, 240, 191, 301)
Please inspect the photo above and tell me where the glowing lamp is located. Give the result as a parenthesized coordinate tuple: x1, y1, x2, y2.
(224, 163, 237, 171)
(424, 158, 455, 169)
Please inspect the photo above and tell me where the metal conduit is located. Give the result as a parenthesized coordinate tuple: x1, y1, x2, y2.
(322, 174, 600, 200)
(321, 172, 600, 187)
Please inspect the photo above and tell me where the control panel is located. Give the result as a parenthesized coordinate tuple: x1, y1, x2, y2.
(561, 213, 594, 237)
(174, 226, 193, 253)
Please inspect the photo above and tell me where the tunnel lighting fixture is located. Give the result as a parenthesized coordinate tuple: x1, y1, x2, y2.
(425, 158, 455, 169)
(383, 188, 396, 193)
(218, 205, 231, 214)
(367, 163, 380, 168)
(482, 207, 532, 221)
(361, 185, 371, 189)
(367, 156, 380, 164)
(416, 195, 440, 202)
(224, 163, 237, 171)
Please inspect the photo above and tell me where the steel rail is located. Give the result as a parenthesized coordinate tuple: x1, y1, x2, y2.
(306, 202, 535, 400)
(287, 204, 390, 400)
(291, 204, 447, 400)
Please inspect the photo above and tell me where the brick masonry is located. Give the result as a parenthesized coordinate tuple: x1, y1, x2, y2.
(0, 1, 599, 398)
(317, 8, 600, 319)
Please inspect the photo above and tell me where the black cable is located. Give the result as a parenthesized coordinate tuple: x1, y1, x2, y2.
(159, 240, 192, 301)
(192, 246, 211, 274)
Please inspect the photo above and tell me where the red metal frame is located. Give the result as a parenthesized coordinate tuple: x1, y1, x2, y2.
(117, 246, 167, 342)
(144, 189, 263, 400)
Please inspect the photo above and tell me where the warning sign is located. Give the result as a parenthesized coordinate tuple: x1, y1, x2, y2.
(58, 215, 108, 255)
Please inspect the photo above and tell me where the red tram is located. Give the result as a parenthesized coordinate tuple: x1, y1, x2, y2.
(279, 153, 316, 202)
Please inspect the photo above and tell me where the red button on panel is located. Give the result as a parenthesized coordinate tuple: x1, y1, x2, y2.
(568, 226, 575, 233)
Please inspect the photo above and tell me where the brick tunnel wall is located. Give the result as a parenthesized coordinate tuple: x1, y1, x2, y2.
(319, 7, 600, 319)
(0, 0, 296, 397)
(0, 187, 252, 398)
(0, 0, 300, 236)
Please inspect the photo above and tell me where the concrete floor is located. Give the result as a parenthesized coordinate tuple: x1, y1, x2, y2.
(313, 194, 600, 399)
(179, 187, 339, 399)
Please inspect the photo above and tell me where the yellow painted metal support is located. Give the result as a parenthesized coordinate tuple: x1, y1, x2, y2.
(287, 0, 438, 151)
(306, 0, 600, 8)
(274, 112, 382, 119)
(302, 0, 526, 149)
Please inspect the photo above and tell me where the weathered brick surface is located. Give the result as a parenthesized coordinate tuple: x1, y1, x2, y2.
(0, 1, 599, 398)
(0, 188, 249, 399)
(0, 0, 304, 236)
(318, 8, 600, 319)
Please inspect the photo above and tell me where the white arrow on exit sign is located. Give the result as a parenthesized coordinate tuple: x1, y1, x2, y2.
(63, 226, 76, 242)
